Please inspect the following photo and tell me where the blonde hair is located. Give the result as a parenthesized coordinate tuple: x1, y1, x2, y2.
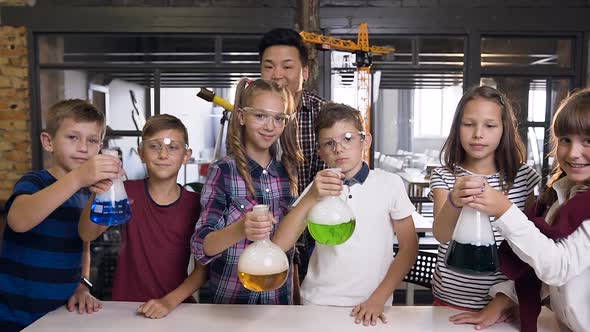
(45, 99, 105, 137)
(540, 87, 590, 207)
(227, 78, 303, 197)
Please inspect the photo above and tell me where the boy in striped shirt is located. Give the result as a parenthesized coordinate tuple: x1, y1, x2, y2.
(1, 99, 121, 331)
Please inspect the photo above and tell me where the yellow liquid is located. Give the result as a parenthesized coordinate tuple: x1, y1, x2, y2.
(238, 270, 288, 292)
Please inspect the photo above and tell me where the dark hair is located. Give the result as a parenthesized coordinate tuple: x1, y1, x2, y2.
(141, 114, 189, 144)
(440, 85, 526, 192)
(314, 102, 365, 136)
(45, 99, 105, 137)
(540, 87, 590, 207)
(258, 28, 309, 66)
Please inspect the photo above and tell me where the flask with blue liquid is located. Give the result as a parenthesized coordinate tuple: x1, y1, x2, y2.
(90, 148, 132, 226)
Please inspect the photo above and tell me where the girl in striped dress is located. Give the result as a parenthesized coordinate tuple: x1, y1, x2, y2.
(428, 86, 541, 328)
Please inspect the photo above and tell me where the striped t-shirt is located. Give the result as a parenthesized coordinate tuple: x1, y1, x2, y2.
(428, 164, 541, 310)
(1, 170, 89, 331)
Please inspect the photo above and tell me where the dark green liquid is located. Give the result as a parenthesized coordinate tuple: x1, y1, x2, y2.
(445, 241, 499, 275)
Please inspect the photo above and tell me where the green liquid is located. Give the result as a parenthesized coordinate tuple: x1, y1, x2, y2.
(307, 219, 356, 246)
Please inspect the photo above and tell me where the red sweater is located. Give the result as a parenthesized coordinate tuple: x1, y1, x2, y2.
(499, 189, 590, 332)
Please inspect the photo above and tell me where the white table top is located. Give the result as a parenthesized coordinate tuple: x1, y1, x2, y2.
(24, 302, 561, 332)
(396, 170, 430, 186)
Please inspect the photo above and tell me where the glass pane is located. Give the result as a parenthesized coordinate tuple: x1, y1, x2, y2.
(481, 37, 572, 68)
(39, 69, 152, 132)
(527, 126, 545, 194)
(549, 79, 571, 120)
(104, 136, 146, 181)
(413, 85, 462, 138)
(222, 36, 261, 64)
(527, 79, 571, 123)
(481, 76, 571, 181)
(480, 77, 536, 124)
(370, 37, 412, 64)
(39, 69, 88, 132)
(414, 89, 443, 137)
(39, 34, 217, 64)
(419, 37, 465, 66)
(159, 87, 217, 164)
(528, 80, 548, 122)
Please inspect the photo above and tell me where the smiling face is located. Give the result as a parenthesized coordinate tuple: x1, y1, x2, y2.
(42, 118, 103, 178)
(555, 134, 590, 185)
(459, 98, 504, 167)
(238, 91, 287, 157)
(139, 128, 191, 181)
(260, 45, 309, 96)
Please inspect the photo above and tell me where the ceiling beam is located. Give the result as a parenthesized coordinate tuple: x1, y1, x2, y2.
(1, 6, 294, 33)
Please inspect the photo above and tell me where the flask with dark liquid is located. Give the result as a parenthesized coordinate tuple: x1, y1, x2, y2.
(445, 206, 499, 275)
(238, 205, 289, 292)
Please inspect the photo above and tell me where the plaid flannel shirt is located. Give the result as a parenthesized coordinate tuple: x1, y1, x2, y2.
(192, 156, 295, 304)
(296, 89, 327, 193)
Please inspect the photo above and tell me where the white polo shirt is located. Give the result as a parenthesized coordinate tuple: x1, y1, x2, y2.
(299, 167, 415, 306)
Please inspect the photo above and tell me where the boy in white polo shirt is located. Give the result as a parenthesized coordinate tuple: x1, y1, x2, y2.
(249, 102, 418, 326)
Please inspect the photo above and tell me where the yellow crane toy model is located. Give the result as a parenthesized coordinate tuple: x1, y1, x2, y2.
(299, 23, 394, 130)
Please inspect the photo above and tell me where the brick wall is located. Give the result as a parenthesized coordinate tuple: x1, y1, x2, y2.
(0, 25, 30, 201)
(0, 0, 29, 5)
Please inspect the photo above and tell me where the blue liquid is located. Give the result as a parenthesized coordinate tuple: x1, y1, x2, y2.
(90, 199, 132, 226)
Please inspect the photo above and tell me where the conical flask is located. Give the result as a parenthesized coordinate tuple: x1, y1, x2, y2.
(306, 169, 356, 246)
(90, 148, 132, 226)
(445, 206, 499, 275)
(238, 204, 289, 292)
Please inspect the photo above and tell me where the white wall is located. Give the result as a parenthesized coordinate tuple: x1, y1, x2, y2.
(375, 89, 400, 155)
(64, 70, 88, 100)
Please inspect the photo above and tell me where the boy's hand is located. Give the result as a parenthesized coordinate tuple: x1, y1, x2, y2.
(243, 210, 277, 241)
(350, 298, 387, 326)
(138, 298, 174, 319)
(89, 179, 113, 194)
(449, 175, 486, 208)
(309, 169, 343, 201)
(467, 182, 513, 218)
(449, 295, 515, 330)
(74, 154, 122, 188)
(67, 284, 102, 314)
(89, 168, 126, 193)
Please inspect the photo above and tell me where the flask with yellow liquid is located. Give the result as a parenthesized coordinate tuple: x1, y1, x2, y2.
(237, 205, 289, 292)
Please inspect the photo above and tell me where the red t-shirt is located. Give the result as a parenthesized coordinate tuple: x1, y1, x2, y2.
(111, 179, 201, 302)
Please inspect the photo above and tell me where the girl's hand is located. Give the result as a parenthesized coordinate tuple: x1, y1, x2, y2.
(449, 175, 486, 208)
(308, 169, 343, 201)
(449, 295, 515, 330)
(243, 210, 277, 241)
(350, 298, 388, 326)
(467, 182, 513, 218)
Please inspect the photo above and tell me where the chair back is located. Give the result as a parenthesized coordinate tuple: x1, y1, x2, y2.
(395, 249, 437, 289)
